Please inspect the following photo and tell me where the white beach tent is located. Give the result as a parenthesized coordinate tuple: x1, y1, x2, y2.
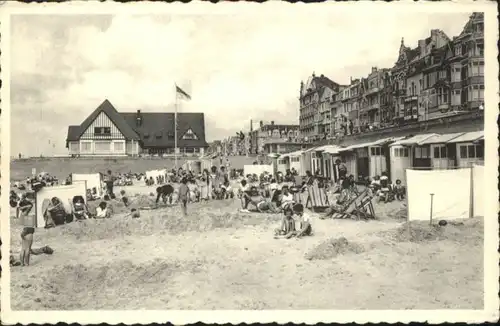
(35, 181, 87, 228)
(72, 173, 103, 197)
(405, 164, 484, 222)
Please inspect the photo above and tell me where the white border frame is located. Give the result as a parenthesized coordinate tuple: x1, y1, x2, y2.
(1, 1, 498, 324)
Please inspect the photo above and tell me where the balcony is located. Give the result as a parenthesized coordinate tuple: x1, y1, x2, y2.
(437, 103, 450, 112)
(364, 87, 380, 96)
(404, 95, 418, 103)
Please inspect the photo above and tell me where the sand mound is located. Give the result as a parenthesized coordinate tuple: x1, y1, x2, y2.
(16, 258, 204, 310)
(381, 217, 484, 244)
(42, 205, 281, 241)
(305, 237, 365, 261)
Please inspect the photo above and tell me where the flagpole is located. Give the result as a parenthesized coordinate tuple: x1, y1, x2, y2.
(174, 84, 178, 169)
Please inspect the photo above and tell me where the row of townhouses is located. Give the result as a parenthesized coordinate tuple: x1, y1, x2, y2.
(299, 12, 484, 142)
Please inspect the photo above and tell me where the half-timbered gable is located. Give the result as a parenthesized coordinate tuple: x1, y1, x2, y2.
(80, 111, 125, 140)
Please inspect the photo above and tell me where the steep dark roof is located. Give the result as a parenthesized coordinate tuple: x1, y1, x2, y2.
(66, 99, 140, 142)
(66, 99, 208, 148)
(121, 112, 209, 148)
(314, 75, 340, 92)
(67, 126, 80, 142)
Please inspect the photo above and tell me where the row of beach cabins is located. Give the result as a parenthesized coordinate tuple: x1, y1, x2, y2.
(276, 130, 484, 184)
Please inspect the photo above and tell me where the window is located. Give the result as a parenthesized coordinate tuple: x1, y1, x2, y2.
(69, 142, 79, 153)
(454, 45, 461, 56)
(452, 67, 461, 82)
(94, 141, 111, 152)
(470, 61, 483, 76)
(433, 146, 447, 158)
(80, 142, 91, 153)
(459, 144, 484, 159)
(452, 89, 461, 106)
(370, 147, 381, 156)
(94, 127, 111, 136)
(403, 148, 409, 157)
(470, 85, 484, 101)
(291, 157, 300, 162)
(433, 146, 440, 158)
(113, 141, 124, 152)
(182, 128, 198, 140)
(438, 70, 446, 79)
(185, 147, 195, 154)
(415, 146, 430, 159)
(394, 148, 400, 157)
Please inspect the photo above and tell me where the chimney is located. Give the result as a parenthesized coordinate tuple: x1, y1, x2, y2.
(372, 67, 377, 73)
(320, 74, 324, 78)
(136, 110, 142, 127)
(418, 39, 426, 55)
(271, 121, 275, 125)
(260, 120, 263, 127)
(312, 71, 315, 77)
(250, 119, 253, 132)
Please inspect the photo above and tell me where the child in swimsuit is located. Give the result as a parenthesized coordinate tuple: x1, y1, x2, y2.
(293, 203, 313, 238)
(274, 207, 296, 239)
(20, 202, 36, 266)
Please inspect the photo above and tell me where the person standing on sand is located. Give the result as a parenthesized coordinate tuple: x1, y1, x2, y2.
(178, 177, 190, 216)
(104, 170, 115, 197)
(20, 207, 36, 266)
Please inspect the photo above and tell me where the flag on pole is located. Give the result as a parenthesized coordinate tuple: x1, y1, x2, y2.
(176, 85, 191, 101)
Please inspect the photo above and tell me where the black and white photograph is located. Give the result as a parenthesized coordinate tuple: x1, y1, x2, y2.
(0, 1, 498, 324)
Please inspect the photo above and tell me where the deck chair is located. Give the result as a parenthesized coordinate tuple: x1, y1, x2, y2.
(340, 189, 375, 220)
(305, 179, 330, 212)
(71, 195, 90, 220)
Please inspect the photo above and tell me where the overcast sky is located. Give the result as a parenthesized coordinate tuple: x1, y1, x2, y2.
(10, 11, 472, 156)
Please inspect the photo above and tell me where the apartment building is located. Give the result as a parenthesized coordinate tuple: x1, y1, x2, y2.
(297, 12, 483, 144)
(299, 73, 341, 142)
(330, 85, 348, 137)
(249, 120, 300, 154)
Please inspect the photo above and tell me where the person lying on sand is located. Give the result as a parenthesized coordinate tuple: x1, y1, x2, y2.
(274, 208, 296, 239)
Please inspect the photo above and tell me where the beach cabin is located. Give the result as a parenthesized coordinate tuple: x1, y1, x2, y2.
(417, 132, 465, 169)
(447, 131, 484, 168)
(301, 147, 318, 176)
(317, 145, 342, 181)
(281, 150, 303, 175)
(337, 137, 397, 182)
(276, 155, 289, 174)
(389, 133, 437, 183)
(337, 145, 358, 180)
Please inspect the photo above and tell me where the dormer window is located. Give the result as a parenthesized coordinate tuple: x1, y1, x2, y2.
(144, 132, 150, 139)
(182, 128, 198, 140)
(155, 132, 162, 139)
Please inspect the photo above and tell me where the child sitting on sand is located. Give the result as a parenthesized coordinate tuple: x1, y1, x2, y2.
(393, 179, 405, 201)
(293, 203, 313, 238)
(96, 201, 111, 219)
(274, 207, 296, 239)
